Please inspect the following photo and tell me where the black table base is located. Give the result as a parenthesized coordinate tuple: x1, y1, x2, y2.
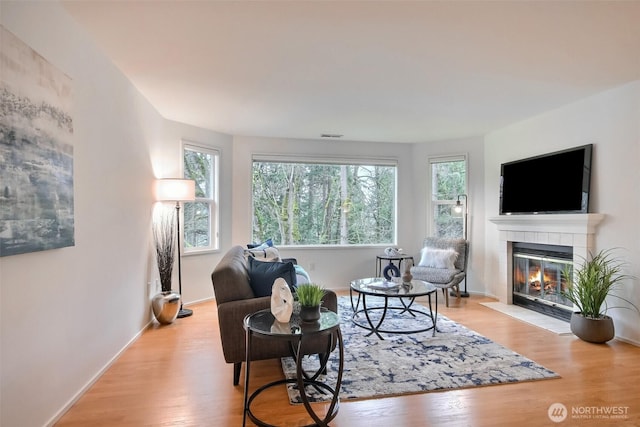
(243, 310, 344, 427)
(351, 293, 438, 340)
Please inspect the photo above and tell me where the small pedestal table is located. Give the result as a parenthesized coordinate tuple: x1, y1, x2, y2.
(243, 308, 344, 427)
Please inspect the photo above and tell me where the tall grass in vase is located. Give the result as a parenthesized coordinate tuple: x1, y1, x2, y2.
(296, 283, 326, 322)
(153, 208, 176, 292)
(151, 207, 180, 324)
(561, 248, 638, 343)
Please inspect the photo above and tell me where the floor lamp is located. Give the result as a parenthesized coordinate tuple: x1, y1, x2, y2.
(452, 194, 470, 298)
(156, 178, 196, 318)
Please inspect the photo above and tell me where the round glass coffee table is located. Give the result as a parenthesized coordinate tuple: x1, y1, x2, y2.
(242, 308, 344, 427)
(350, 277, 438, 340)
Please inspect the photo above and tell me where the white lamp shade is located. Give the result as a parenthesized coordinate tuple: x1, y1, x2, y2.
(155, 179, 196, 202)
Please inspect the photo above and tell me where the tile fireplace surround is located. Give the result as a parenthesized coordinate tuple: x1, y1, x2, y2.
(489, 214, 605, 305)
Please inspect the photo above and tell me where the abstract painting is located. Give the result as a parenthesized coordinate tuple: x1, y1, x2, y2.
(0, 26, 75, 257)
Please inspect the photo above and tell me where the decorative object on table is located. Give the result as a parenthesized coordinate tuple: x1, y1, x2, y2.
(270, 319, 293, 334)
(0, 27, 75, 257)
(295, 283, 326, 322)
(155, 178, 196, 318)
(270, 278, 294, 323)
(282, 296, 559, 404)
(384, 247, 403, 257)
(402, 258, 413, 283)
(561, 248, 638, 343)
(381, 248, 406, 280)
(151, 207, 180, 324)
(451, 194, 470, 297)
(376, 253, 414, 280)
(382, 262, 401, 280)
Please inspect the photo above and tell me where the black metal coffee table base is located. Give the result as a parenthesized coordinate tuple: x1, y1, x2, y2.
(352, 298, 437, 339)
(350, 278, 438, 340)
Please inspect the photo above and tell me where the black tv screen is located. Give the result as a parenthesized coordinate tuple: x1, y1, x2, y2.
(499, 144, 593, 215)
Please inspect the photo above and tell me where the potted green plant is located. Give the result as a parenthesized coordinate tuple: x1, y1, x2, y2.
(295, 283, 326, 322)
(562, 248, 638, 343)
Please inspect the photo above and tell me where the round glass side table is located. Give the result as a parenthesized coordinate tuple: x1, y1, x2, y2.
(242, 308, 344, 427)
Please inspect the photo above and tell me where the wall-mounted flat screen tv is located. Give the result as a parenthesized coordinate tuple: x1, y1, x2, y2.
(499, 144, 593, 215)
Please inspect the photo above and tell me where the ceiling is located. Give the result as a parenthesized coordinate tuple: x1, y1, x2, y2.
(61, 1, 640, 143)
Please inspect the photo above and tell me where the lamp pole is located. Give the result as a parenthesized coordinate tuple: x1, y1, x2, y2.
(175, 201, 192, 318)
(155, 178, 196, 319)
(452, 194, 470, 298)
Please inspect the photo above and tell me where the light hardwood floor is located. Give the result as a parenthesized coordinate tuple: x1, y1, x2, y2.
(55, 293, 640, 427)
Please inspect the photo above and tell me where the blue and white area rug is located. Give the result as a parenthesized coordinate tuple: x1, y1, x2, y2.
(281, 296, 559, 403)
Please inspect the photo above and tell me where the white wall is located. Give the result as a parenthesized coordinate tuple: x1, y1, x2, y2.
(484, 81, 640, 344)
(0, 3, 233, 426)
(412, 137, 486, 295)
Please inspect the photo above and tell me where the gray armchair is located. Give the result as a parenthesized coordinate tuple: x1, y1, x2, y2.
(410, 237, 469, 307)
(210, 245, 338, 385)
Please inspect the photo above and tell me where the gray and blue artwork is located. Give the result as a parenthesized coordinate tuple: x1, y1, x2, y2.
(0, 26, 74, 257)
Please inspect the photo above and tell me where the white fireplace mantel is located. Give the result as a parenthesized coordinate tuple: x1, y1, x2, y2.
(489, 213, 605, 304)
(489, 213, 605, 235)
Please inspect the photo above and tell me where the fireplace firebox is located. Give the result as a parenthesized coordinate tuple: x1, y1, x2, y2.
(512, 243, 573, 321)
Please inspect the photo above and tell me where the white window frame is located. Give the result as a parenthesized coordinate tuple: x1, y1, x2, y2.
(427, 154, 468, 238)
(251, 154, 398, 247)
(182, 141, 219, 254)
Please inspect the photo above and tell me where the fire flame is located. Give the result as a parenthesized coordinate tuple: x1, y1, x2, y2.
(514, 266, 551, 284)
(528, 269, 551, 284)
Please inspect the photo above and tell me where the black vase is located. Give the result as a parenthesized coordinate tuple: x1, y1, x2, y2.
(299, 305, 321, 322)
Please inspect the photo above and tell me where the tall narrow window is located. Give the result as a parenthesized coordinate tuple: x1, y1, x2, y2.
(252, 158, 397, 246)
(429, 156, 467, 238)
(183, 143, 219, 252)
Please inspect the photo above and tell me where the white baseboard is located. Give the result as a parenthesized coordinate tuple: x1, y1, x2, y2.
(614, 335, 640, 347)
(183, 295, 215, 307)
(45, 320, 154, 426)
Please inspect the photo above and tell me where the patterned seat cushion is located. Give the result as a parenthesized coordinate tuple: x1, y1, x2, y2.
(410, 266, 461, 284)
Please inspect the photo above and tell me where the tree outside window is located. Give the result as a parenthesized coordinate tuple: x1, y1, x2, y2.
(183, 144, 219, 252)
(430, 156, 467, 238)
(252, 160, 396, 246)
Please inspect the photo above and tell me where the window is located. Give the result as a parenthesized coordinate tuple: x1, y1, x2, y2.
(252, 158, 396, 246)
(429, 155, 467, 238)
(182, 143, 219, 252)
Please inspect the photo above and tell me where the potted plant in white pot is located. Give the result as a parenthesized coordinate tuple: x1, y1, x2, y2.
(562, 248, 638, 343)
(295, 283, 326, 322)
(151, 208, 181, 324)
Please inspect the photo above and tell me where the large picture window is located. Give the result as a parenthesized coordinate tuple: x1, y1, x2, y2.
(252, 158, 396, 246)
(429, 155, 467, 239)
(183, 143, 219, 253)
